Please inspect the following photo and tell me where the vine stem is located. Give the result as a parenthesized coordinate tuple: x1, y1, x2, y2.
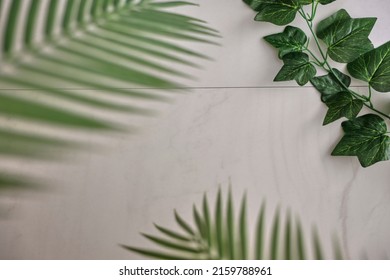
(368, 86, 373, 107)
(299, 4, 390, 121)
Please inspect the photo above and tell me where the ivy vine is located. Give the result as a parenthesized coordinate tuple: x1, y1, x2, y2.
(244, 0, 390, 167)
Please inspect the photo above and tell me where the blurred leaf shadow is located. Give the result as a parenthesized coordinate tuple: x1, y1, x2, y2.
(0, 0, 220, 211)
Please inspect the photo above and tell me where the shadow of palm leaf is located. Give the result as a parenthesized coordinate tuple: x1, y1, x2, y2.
(0, 0, 220, 190)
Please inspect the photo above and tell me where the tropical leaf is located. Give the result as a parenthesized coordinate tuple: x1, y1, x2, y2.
(122, 189, 345, 259)
(0, 0, 219, 190)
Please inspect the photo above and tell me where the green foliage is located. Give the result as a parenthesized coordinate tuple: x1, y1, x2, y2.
(122, 189, 344, 260)
(245, 0, 334, 25)
(332, 114, 390, 167)
(0, 0, 218, 189)
(311, 69, 351, 102)
(316, 9, 376, 63)
(244, 0, 390, 167)
(254, 0, 306, 26)
(264, 26, 307, 58)
(274, 52, 316, 85)
(317, 0, 335, 4)
(347, 42, 390, 93)
(323, 92, 363, 125)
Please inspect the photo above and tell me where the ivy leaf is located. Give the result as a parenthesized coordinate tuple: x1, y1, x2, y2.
(332, 114, 390, 167)
(316, 9, 376, 63)
(323, 91, 363, 125)
(244, 0, 334, 25)
(242, 0, 263, 11)
(264, 26, 307, 58)
(318, 0, 336, 4)
(253, 0, 304, 26)
(347, 41, 390, 93)
(274, 52, 317, 86)
(243, 0, 312, 12)
(298, 0, 313, 4)
(275, 52, 316, 85)
(310, 69, 351, 102)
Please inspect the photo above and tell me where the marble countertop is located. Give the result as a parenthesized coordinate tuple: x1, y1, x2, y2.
(1, 0, 389, 259)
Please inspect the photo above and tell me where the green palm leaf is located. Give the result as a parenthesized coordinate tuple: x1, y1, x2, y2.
(0, 0, 219, 189)
(122, 189, 345, 260)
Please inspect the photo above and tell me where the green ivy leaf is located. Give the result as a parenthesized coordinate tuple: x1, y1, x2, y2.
(323, 91, 363, 125)
(347, 41, 390, 92)
(244, 0, 336, 25)
(275, 52, 316, 85)
(243, 0, 311, 12)
(253, 0, 304, 26)
(298, 0, 313, 4)
(318, 0, 336, 4)
(316, 9, 376, 63)
(310, 69, 351, 102)
(332, 114, 390, 167)
(242, 0, 263, 11)
(264, 26, 307, 58)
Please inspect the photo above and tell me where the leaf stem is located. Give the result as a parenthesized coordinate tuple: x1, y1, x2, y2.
(299, 6, 390, 121)
(309, 1, 319, 21)
(304, 47, 323, 66)
(368, 86, 373, 101)
(365, 104, 390, 120)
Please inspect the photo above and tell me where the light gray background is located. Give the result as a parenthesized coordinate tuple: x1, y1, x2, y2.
(1, 0, 390, 259)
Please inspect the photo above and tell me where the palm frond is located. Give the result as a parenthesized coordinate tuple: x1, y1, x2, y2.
(0, 173, 42, 192)
(0, 0, 219, 189)
(122, 189, 345, 260)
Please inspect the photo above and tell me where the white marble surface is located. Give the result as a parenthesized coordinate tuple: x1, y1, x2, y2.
(180, 0, 390, 88)
(1, 0, 390, 260)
